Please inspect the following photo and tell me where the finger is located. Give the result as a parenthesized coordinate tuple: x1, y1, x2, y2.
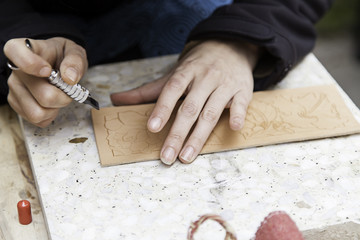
(179, 88, 231, 164)
(110, 76, 167, 105)
(229, 90, 253, 130)
(7, 89, 26, 119)
(4, 38, 52, 77)
(159, 76, 218, 165)
(8, 74, 59, 127)
(8, 91, 54, 127)
(8, 76, 60, 127)
(15, 71, 72, 108)
(59, 40, 87, 85)
(148, 67, 194, 133)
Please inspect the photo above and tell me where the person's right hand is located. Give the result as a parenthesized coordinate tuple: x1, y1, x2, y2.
(3, 37, 88, 127)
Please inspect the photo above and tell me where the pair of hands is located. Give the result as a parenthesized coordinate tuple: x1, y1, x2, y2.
(4, 37, 259, 165)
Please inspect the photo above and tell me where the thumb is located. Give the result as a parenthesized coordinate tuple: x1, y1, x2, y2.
(110, 76, 167, 106)
(59, 40, 88, 85)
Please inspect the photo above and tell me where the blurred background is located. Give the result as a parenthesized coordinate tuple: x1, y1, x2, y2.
(314, 0, 360, 107)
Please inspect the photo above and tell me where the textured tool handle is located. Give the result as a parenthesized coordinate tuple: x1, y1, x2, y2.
(48, 70, 89, 103)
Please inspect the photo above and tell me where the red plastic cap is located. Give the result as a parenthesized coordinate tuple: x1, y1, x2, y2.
(255, 211, 304, 240)
(17, 200, 32, 225)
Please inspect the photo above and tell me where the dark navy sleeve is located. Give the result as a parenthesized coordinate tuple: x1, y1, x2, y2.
(187, 0, 333, 91)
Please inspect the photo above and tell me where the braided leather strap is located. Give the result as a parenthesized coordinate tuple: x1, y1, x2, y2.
(187, 214, 237, 240)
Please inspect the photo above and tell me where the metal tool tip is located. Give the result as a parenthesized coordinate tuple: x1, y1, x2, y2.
(84, 96, 100, 110)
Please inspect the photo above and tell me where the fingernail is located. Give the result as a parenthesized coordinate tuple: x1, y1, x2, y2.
(232, 117, 243, 130)
(65, 67, 78, 83)
(149, 117, 162, 132)
(161, 147, 175, 165)
(39, 67, 51, 76)
(180, 146, 194, 163)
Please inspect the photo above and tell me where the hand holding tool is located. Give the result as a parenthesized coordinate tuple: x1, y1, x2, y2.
(7, 39, 99, 110)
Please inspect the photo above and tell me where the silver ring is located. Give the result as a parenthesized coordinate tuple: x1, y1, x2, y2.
(7, 60, 20, 71)
(25, 39, 32, 50)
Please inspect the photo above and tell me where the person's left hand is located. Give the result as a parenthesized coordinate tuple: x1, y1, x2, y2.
(110, 40, 259, 165)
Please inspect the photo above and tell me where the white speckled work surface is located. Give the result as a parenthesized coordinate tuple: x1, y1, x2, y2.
(21, 54, 360, 240)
